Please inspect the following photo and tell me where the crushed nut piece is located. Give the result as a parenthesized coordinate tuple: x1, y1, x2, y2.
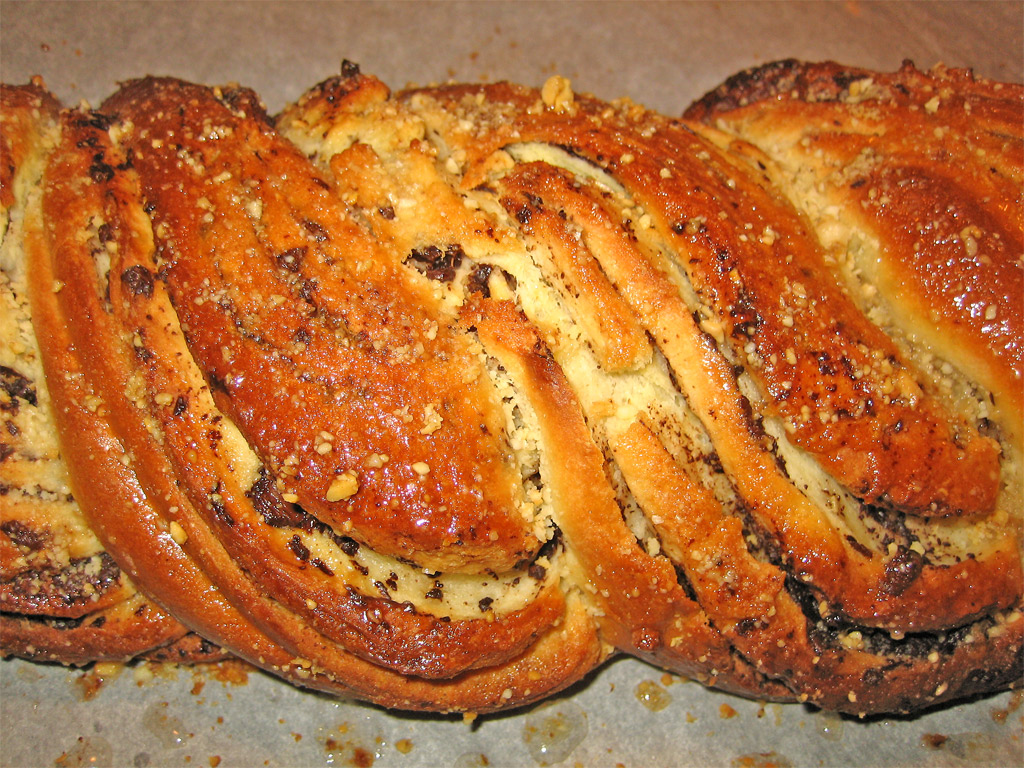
(325, 472, 359, 502)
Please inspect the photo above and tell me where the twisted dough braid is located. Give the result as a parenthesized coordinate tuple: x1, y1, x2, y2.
(4, 61, 1021, 715)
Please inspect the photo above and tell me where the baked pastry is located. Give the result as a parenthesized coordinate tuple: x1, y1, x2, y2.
(684, 59, 1022, 465)
(0, 81, 221, 665)
(4, 60, 1021, 715)
(19, 75, 607, 712)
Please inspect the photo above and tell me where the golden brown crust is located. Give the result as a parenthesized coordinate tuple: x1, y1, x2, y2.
(460, 81, 1000, 520)
(277, 66, 1023, 712)
(0, 79, 60, 214)
(19, 76, 604, 712)
(0, 81, 203, 665)
(102, 77, 539, 576)
(1, 593, 189, 666)
(394, 78, 1019, 626)
(468, 299, 789, 701)
(5, 60, 1021, 716)
(684, 59, 1023, 452)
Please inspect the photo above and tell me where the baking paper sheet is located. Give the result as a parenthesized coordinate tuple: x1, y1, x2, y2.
(2, 2, 1022, 766)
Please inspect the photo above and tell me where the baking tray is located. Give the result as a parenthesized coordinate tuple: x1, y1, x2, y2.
(2, 2, 1022, 766)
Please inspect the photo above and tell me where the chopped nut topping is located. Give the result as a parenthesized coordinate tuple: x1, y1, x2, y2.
(540, 75, 574, 112)
(325, 472, 359, 502)
(365, 453, 390, 468)
(169, 521, 188, 545)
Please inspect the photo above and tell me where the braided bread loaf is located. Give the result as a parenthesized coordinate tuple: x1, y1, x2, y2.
(1, 60, 1020, 715)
